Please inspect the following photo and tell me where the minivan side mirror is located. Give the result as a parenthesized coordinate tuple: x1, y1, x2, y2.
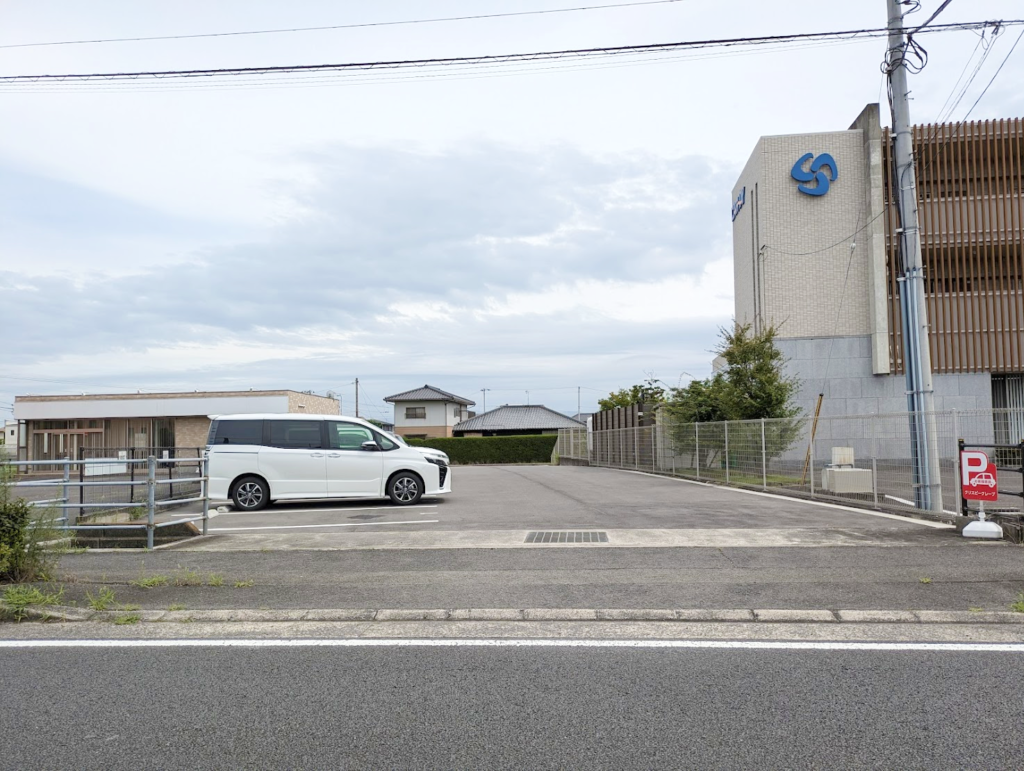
(361, 441, 380, 451)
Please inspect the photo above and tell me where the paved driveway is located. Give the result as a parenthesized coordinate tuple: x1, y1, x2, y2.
(176, 465, 954, 550)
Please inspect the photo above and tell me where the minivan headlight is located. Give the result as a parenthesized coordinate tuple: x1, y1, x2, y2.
(425, 456, 448, 467)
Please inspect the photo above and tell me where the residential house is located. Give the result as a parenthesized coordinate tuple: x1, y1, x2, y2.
(384, 385, 475, 439)
(454, 405, 585, 437)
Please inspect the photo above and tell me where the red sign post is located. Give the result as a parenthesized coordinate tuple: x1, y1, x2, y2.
(961, 450, 998, 502)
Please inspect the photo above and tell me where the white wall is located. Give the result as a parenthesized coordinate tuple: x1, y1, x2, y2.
(14, 394, 289, 420)
(392, 401, 464, 429)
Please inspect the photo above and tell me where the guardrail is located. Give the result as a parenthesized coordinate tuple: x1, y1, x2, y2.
(4, 456, 209, 550)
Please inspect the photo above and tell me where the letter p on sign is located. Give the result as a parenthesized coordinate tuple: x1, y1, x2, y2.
(961, 451, 998, 501)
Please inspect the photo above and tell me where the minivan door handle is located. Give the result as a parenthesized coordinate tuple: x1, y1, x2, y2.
(327, 453, 343, 458)
(310, 452, 325, 458)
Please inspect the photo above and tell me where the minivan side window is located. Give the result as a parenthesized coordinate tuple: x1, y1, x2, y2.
(212, 419, 264, 446)
(326, 422, 376, 451)
(267, 420, 323, 449)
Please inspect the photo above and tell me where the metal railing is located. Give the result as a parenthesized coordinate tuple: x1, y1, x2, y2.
(557, 409, 1024, 521)
(3, 455, 209, 550)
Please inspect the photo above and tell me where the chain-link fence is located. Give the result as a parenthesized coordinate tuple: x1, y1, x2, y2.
(557, 409, 1024, 521)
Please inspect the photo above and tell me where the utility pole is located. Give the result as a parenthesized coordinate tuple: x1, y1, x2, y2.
(886, 0, 943, 512)
(480, 388, 490, 413)
(354, 378, 359, 418)
(577, 386, 581, 419)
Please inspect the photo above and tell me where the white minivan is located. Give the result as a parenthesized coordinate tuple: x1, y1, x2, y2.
(206, 413, 451, 511)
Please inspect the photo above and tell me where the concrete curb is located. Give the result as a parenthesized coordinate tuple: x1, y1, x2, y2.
(5, 604, 1024, 625)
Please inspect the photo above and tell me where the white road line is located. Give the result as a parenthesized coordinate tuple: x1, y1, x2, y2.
(210, 505, 438, 517)
(614, 468, 954, 529)
(209, 519, 439, 532)
(2, 639, 1023, 651)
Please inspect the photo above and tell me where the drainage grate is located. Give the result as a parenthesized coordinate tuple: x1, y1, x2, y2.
(525, 531, 609, 544)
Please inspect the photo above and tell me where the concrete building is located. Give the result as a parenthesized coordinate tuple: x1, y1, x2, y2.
(731, 104, 1023, 441)
(384, 385, 475, 439)
(11, 390, 339, 462)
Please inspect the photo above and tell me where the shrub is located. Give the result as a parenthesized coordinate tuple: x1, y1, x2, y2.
(406, 435, 558, 465)
(1, 466, 61, 583)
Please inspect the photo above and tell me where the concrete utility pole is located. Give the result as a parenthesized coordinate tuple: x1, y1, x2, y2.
(354, 378, 359, 418)
(886, 0, 943, 512)
(481, 388, 490, 413)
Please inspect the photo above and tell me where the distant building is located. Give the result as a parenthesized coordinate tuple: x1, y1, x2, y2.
(1, 420, 16, 458)
(384, 385, 475, 439)
(454, 405, 585, 437)
(11, 390, 339, 461)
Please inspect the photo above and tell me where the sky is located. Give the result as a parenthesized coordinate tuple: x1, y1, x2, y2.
(2, 0, 1023, 424)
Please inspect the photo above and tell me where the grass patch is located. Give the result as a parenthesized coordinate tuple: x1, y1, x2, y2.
(233, 580, 254, 588)
(174, 568, 203, 587)
(113, 613, 142, 625)
(1011, 593, 1024, 613)
(130, 575, 169, 589)
(206, 574, 224, 587)
(2, 585, 64, 621)
(127, 507, 147, 521)
(969, 607, 985, 612)
(86, 586, 117, 611)
(919, 577, 932, 584)
(168, 603, 186, 611)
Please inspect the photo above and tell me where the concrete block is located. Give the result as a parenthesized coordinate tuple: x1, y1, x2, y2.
(829, 378, 864, 399)
(846, 398, 880, 416)
(375, 609, 450, 621)
(595, 609, 676, 621)
(302, 609, 376, 622)
(523, 609, 598, 621)
(675, 609, 754, 621)
(859, 377, 890, 398)
(754, 609, 838, 622)
(448, 609, 526, 621)
(837, 610, 919, 623)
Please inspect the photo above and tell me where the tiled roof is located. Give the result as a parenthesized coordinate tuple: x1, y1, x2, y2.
(383, 384, 475, 405)
(454, 405, 585, 432)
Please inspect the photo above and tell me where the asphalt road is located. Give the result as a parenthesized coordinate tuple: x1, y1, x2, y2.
(198, 465, 944, 534)
(3, 643, 1023, 770)
(48, 543, 1024, 612)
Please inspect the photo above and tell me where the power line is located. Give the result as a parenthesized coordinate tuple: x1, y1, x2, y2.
(2, 20, 1016, 87)
(0, 1, 689, 50)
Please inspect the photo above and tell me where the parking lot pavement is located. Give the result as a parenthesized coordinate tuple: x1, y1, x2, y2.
(180, 465, 952, 540)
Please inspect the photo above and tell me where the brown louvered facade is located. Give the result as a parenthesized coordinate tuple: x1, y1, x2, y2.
(882, 119, 1024, 375)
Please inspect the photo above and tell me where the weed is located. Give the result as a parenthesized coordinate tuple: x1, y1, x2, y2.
(2, 585, 64, 621)
(919, 577, 932, 584)
(117, 603, 141, 611)
(86, 586, 117, 611)
(168, 603, 186, 611)
(206, 574, 224, 587)
(969, 607, 985, 613)
(174, 568, 203, 587)
(1, 467, 63, 583)
(1011, 593, 1024, 613)
(127, 507, 147, 521)
(113, 613, 142, 625)
(259, 548, 271, 554)
(233, 580, 254, 588)
(130, 575, 169, 589)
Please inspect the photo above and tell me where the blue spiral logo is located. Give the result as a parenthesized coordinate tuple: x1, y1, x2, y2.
(791, 153, 838, 197)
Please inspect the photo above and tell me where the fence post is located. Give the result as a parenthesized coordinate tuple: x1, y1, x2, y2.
(146, 456, 156, 551)
(130, 449, 136, 504)
(78, 446, 85, 524)
(761, 419, 767, 491)
(201, 456, 210, 537)
(724, 421, 730, 484)
(634, 429, 639, 469)
(695, 423, 701, 480)
(871, 415, 879, 508)
(809, 429, 816, 498)
(61, 456, 71, 526)
(652, 425, 657, 473)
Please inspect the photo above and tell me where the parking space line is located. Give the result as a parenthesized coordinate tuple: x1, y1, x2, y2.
(209, 519, 440, 532)
(210, 505, 438, 518)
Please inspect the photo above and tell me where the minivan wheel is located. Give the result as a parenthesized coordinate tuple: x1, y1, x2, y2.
(232, 476, 269, 511)
(388, 472, 423, 505)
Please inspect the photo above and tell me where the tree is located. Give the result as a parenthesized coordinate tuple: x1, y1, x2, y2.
(663, 323, 803, 469)
(597, 379, 665, 411)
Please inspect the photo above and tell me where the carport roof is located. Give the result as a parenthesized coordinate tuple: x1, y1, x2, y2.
(384, 384, 475, 405)
(454, 405, 585, 432)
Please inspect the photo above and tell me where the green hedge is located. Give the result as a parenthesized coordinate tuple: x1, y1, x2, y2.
(406, 434, 558, 465)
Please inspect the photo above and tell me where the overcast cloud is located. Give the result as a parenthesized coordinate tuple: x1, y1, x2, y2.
(2, 1, 1022, 420)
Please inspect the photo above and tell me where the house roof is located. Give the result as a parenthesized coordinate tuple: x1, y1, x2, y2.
(383, 384, 475, 406)
(454, 405, 585, 432)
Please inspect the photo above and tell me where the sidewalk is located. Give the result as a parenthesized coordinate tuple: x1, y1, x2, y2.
(7, 541, 1023, 619)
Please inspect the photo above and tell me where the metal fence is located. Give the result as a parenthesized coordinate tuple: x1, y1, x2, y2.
(557, 409, 1024, 520)
(3, 455, 209, 550)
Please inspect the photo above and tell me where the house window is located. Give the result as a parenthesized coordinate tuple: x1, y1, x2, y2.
(405, 407, 426, 419)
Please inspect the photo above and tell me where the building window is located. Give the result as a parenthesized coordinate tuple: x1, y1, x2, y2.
(405, 407, 426, 419)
